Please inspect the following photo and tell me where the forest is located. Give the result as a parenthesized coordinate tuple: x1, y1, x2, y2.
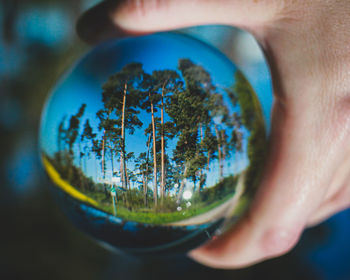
(42, 58, 265, 224)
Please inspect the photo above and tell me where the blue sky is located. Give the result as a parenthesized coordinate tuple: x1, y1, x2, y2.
(40, 32, 255, 188)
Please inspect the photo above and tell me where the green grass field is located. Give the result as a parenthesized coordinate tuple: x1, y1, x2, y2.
(85, 190, 236, 224)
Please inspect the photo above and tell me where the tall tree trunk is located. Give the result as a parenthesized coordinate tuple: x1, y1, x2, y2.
(142, 172, 147, 206)
(220, 130, 226, 176)
(126, 172, 130, 190)
(110, 149, 114, 178)
(176, 164, 189, 204)
(144, 133, 151, 206)
(195, 122, 205, 195)
(199, 173, 206, 193)
(214, 125, 223, 179)
(101, 109, 112, 182)
(149, 92, 158, 207)
(78, 142, 85, 191)
(94, 154, 97, 182)
(101, 130, 106, 179)
(192, 178, 197, 193)
(120, 83, 127, 189)
(160, 86, 165, 200)
(207, 150, 211, 171)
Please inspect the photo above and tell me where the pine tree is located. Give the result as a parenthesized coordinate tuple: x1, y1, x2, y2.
(151, 70, 182, 201)
(65, 104, 86, 156)
(96, 108, 113, 180)
(167, 59, 215, 203)
(57, 115, 67, 164)
(80, 119, 96, 181)
(135, 152, 151, 206)
(100, 63, 144, 189)
(140, 72, 161, 206)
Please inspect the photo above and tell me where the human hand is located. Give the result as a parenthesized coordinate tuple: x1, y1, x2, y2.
(77, 0, 350, 268)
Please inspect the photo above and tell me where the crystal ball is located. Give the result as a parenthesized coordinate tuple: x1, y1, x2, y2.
(40, 32, 267, 255)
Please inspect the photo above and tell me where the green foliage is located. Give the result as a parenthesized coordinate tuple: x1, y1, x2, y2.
(234, 71, 268, 194)
(198, 175, 238, 202)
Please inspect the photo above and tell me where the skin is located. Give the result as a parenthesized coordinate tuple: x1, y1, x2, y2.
(78, 0, 350, 269)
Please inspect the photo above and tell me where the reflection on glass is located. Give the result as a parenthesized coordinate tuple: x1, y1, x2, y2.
(40, 33, 267, 254)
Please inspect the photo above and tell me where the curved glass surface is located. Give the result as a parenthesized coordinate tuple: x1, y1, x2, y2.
(40, 32, 267, 254)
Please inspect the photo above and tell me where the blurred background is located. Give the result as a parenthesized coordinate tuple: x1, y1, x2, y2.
(1, 1, 349, 279)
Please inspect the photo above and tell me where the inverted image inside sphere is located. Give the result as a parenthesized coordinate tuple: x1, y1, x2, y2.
(40, 32, 267, 255)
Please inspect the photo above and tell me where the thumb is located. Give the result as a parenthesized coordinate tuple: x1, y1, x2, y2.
(77, 0, 283, 43)
(111, 0, 280, 33)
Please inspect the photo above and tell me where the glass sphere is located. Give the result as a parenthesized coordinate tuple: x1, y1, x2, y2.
(40, 32, 267, 255)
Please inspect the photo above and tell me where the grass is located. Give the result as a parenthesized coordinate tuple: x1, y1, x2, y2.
(86, 191, 236, 225)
